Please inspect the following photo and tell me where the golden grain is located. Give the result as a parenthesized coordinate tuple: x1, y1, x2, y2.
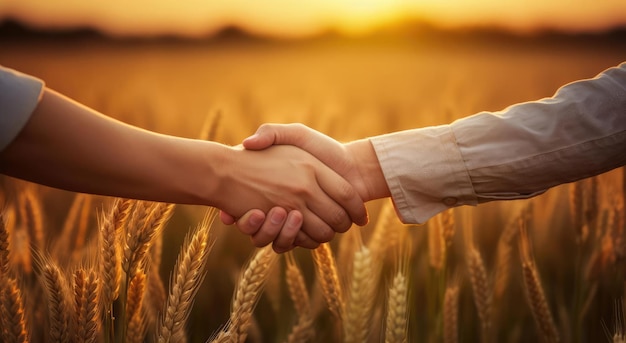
(385, 269, 408, 343)
(312, 243, 344, 321)
(519, 222, 560, 343)
(157, 210, 215, 343)
(73, 268, 100, 343)
(0, 277, 29, 343)
(344, 244, 377, 343)
(38, 257, 71, 343)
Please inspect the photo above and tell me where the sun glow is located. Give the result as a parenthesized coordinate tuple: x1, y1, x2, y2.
(332, 0, 408, 35)
(1, 0, 626, 38)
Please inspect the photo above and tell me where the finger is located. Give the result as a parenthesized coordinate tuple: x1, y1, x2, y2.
(294, 231, 320, 249)
(242, 123, 283, 150)
(272, 210, 303, 253)
(219, 210, 236, 225)
(250, 207, 288, 247)
(315, 167, 369, 227)
(244, 124, 347, 170)
(300, 209, 336, 244)
(234, 209, 266, 236)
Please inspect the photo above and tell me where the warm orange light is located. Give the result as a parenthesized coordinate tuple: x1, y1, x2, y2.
(1, 0, 626, 38)
(331, 0, 407, 35)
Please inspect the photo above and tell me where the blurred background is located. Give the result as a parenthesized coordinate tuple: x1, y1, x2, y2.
(2, 1, 626, 342)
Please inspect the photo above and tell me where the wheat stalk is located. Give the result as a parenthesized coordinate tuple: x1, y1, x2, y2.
(198, 109, 223, 141)
(18, 188, 44, 250)
(144, 267, 167, 330)
(157, 210, 215, 343)
(519, 222, 560, 343)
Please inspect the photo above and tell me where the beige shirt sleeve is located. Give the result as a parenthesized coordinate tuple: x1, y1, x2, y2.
(371, 62, 626, 224)
(0, 66, 45, 151)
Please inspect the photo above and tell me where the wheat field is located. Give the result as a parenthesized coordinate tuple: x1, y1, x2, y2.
(1, 32, 626, 342)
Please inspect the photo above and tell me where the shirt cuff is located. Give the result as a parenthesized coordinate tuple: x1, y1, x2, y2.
(369, 125, 477, 224)
(0, 67, 45, 151)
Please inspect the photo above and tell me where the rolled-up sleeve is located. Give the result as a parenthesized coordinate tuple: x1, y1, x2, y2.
(371, 62, 626, 224)
(0, 66, 45, 151)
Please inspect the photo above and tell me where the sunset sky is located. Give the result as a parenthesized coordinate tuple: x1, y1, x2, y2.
(1, 0, 626, 38)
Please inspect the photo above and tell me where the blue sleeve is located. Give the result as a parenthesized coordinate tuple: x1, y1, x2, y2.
(0, 66, 45, 151)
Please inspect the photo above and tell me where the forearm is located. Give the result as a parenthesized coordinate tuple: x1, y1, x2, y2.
(0, 88, 224, 206)
(371, 62, 626, 224)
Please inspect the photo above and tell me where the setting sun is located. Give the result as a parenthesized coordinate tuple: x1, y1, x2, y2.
(1, 0, 626, 37)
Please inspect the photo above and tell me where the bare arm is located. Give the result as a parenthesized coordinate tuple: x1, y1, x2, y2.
(0, 88, 368, 246)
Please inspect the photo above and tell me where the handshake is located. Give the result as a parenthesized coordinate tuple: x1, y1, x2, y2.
(217, 123, 392, 254)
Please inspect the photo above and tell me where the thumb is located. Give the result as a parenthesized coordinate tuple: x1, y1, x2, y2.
(242, 124, 280, 150)
(219, 210, 236, 225)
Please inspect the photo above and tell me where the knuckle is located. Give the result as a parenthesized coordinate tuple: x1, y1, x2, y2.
(251, 236, 268, 248)
(317, 228, 335, 243)
(329, 207, 350, 230)
(337, 182, 357, 202)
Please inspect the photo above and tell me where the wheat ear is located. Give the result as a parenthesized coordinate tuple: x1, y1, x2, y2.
(519, 221, 560, 343)
(368, 201, 400, 260)
(493, 214, 521, 301)
(157, 209, 215, 343)
(212, 246, 278, 343)
(198, 108, 223, 141)
(36, 254, 71, 343)
(0, 277, 29, 343)
(0, 213, 10, 277)
(284, 252, 314, 343)
(99, 198, 133, 309)
(385, 267, 409, 343)
(126, 271, 147, 343)
(18, 188, 44, 250)
(229, 245, 277, 343)
(467, 246, 491, 342)
(312, 243, 344, 321)
(443, 276, 460, 343)
(428, 215, 446, 270)
(124, 202, 174, 280)
(344, 242, 377, 343)
(73, 268, 100, 343)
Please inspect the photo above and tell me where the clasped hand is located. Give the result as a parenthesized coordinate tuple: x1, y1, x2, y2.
(220, 124, 390, 253)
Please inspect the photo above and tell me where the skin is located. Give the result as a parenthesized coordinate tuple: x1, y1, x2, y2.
(221, 123, 391, 252)
(0, 89, 368, 247)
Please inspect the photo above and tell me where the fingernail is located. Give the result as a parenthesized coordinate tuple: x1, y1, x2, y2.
(270, 211, 286, 225)
(249, 213, 263, 226)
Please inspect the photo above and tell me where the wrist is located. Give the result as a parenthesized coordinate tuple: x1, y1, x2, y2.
(184, 140, 233, 209)
(345, 139, 390, 202)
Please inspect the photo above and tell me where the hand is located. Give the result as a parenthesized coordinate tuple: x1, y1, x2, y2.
(216, 144, 367, 250)
(221, 124, 390, 252)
